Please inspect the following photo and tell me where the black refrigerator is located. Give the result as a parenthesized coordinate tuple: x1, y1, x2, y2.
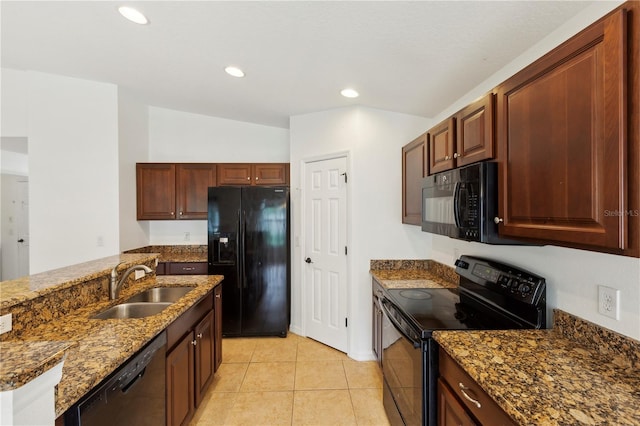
(208, 186, 290, 337)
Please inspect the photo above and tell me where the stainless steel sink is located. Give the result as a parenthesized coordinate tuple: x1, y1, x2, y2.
(124, 286, 194, 303)
(92, 302, 171, 320)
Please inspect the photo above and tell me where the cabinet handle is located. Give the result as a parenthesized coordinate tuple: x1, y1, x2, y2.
(179, 211, 183, 216)
(215, 293, 221, 298)
(494, 217, 504, 224)
(458, 383, 482, 409)
(171, 212, 175, 216)
(191, 340, 197, 346)
(445, 155, 450, 160)
(255, 176, 259, 181)
(453, 152, 460, 158)
(247, 176, 251, 180)
(197, 333, 203, 339)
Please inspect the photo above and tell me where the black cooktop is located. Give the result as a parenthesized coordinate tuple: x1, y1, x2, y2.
(383, 255, 547, 338)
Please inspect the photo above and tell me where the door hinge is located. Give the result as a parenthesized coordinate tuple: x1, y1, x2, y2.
(345, 318, 348, 327)
(340, 172, 348, 183)
(345, 246, 348, 255)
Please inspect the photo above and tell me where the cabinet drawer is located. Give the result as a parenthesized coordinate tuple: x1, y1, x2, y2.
(439, 348, 515, 426)
(167, 291, 214, 351)
(167, 262, 208, 275)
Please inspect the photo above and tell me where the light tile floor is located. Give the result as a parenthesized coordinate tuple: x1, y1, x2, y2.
(190, 332, 391, 426)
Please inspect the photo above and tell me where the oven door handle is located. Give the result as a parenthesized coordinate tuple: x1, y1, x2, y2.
(380, 298, 421, 349)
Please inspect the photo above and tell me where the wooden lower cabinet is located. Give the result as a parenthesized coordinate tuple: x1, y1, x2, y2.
(167, 332, 195, 426)
(156, 261, 208, 276)
(371, 280, 384, 366)
(166, 289, 221, 426)
(438, 348, 514, 426)
(438, 379, 477, 426)
(214, 285, 223, 371)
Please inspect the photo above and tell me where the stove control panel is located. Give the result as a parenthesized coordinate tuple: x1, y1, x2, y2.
(455, 255, 546, 305)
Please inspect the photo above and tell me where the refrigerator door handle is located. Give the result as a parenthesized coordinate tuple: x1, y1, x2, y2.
(242, 209, 248, 289)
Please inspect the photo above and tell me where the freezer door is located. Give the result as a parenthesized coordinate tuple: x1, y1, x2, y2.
(241, 187, 290, 336)
(208, 187, 243, 335)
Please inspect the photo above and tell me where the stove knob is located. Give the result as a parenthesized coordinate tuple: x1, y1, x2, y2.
(520, 284, 532, 295)
(510, 280, 520, 293)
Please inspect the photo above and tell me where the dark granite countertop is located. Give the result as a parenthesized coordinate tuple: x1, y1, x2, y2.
(433, 310, 640, 425)
(124, 245, 207, 263)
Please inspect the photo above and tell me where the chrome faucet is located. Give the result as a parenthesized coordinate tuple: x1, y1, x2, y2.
(109, 262, 153, 300)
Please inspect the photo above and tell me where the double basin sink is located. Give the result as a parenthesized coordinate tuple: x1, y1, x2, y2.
(92, 286, 194, 320)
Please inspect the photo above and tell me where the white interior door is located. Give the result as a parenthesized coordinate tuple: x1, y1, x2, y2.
(303, 155, 348, 352)
(1, 174, 30, 280)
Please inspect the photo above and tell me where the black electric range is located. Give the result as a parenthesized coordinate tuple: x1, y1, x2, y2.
(380, 255, 546, 426)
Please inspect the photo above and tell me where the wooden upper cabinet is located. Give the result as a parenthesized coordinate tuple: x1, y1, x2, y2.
(176, 164, 217, 220)
(402, 133, 427, 225)
(137, 163, 176, 220)
(496, 9, 628, 250)
(456, 93, 495, 167)
(428, 118, 456, 174)
(428, 94, 495, 175)
(217, 163, 289, 186)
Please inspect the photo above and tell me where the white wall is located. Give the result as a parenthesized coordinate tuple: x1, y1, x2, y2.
(1, 68, 28, 137)
(28, 71, 120, 273)
(428, 0, 640, 340)
(146, 107, 290, 245)
(290, 106, 432, 360)
(118, 88, 150, 251)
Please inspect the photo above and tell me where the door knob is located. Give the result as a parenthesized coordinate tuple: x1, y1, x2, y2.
(17, 239, 24, 243)
(305, 257, 313, 264)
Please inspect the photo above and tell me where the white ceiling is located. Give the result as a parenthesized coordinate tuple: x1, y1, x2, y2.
(1, 1, 595, 129)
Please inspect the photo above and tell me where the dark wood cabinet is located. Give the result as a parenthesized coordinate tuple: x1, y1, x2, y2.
(456, 93, 495, 168)
(438, 348, 514, 426)
(402, 133, 427, 225)
(166, 289, 219, 426)
(438, 379, 477, 426)
(167, 332, 195, 426)
(176, 164, 217, 220)
(217, 163, 289, 186)
(213, 285, 222, 372)
(428, 118, 456, 174)
(136, 163, 176, 220)
(156, 262, 207, 276)
(194, 311, 214, 408)
(428, 94, 495, 175)
(136, 163, 216, 220)
(496, 9, 628, 251)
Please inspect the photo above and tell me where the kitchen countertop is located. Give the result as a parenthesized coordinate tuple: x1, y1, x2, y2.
(1, 273, 222, 417)
(433, 310, 640, 425)
(124, 245, 207, 263)
(370, 258, 458, 289)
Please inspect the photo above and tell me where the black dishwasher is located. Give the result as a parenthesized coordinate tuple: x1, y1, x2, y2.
(65, 332, 167, 426)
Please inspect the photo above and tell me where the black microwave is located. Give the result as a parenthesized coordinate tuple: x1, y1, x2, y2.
(421, 161, 513, 244)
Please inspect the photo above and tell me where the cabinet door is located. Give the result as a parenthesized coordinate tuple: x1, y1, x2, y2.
(402, 134, 427, 225)
(428, 118, 456, 174)
(156, 262, 167, 275)
(217, 163, 252, 185)
(496, 10, 627, 250)
(136, 163, 176, 220)
(176, 164, 217, 219)
(253, 163, 289, 185)
(456, 93, 495, 167)
(438, 379, 477, 426)
(213, 285, 223, 372)
(194, 310, 215, 408)
(167, 332, 195, 426)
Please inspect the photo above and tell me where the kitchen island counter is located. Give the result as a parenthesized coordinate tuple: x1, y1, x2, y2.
(1, 269, 222, 417)
(433, 310, 640, 425)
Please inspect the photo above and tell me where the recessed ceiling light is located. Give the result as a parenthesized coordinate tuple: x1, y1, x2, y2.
(118, 6, 149, 25)
(341, 88, 359, 98)
(225, 66, 245, 78)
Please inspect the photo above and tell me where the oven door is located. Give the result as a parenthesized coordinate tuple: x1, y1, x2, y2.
(380, 297, 425, 426)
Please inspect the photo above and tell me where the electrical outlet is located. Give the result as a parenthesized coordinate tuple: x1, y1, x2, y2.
(134, 269, 145, 280)
(0, 313, 13, 335)
(598, 285, 620, 320)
